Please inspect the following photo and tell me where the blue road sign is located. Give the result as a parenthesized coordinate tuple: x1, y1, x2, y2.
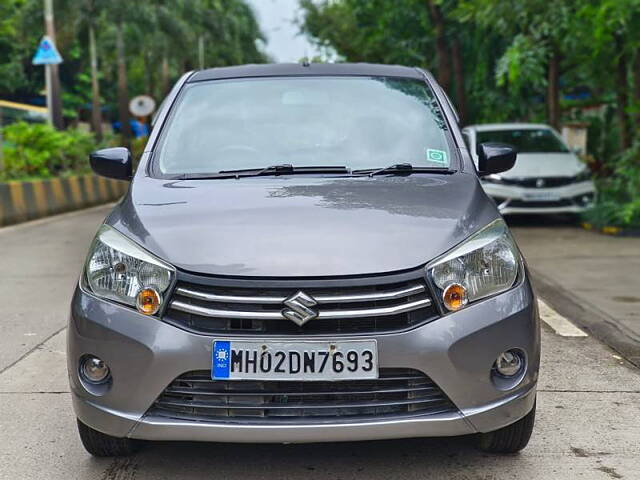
(32, 36, 63, 65)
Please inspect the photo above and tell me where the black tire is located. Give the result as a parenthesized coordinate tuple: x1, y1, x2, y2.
(477, 401, 536, 454)
(77, 419, 139, 457)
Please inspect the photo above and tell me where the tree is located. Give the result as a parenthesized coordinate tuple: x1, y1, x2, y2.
(76, 0, 104, 140)
(0, 0, 267, 131)
(0, 0, 32, 95)
(426, 0, 451, 92)
(577, 0, 640, 149)
(457, 0, 582, 130)
(104, 0, 144, 142)
(301, 0, 493, 124)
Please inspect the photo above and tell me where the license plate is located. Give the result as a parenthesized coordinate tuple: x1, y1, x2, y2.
(212, 340, 378, 381)
(522, 191, 561, 202)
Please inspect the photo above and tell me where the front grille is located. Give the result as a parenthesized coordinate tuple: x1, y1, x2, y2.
(500, 176, 577, 188)
(164, 274, 437, 335)
(148, 369, 457, 424)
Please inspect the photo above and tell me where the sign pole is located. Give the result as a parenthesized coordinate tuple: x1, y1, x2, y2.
(45, 64, 52, 125)
(43, 0, 63, 129)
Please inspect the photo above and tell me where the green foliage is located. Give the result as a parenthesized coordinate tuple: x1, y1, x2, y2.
(300, 0, 544, 124)
(0, 0, 37, 94)
(300, 0, 640, 129)
(300, 0, 429, 65)
(584, 143, 640, 229)
(1, 122, 95, 180)
(495, 35, 546, 91)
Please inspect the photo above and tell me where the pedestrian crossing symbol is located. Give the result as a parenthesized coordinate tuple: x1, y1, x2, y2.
(32, 36, 63, 65)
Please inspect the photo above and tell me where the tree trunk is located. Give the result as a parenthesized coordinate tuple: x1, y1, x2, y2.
(426, 0, 451, 92)
(633, 52, 640, 132)
(615, 35, 631, 150)
(160, 55, 170, 96)
(546, 49, 561, 130)
(198, 35, 205, 70)
(88, 23, 102, 141)
(144, 51, 154, 96)
(450, 36, 466, 124)
(116, 22, 132, 143)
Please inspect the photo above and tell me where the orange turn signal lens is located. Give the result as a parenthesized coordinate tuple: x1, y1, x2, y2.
(136, 288, 161, 315)
(442, 283, 468, 311)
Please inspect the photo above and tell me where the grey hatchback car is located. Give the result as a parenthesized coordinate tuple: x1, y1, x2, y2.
(69, 63, 539, 457)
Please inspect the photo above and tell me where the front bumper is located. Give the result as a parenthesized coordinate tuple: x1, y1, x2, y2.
(481, 180, 596, 215)
(68, 278, 540, 443)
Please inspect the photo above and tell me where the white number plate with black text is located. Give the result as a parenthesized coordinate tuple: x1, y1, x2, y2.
(212, 340, 378, 381)
(522, 191, 561, 202)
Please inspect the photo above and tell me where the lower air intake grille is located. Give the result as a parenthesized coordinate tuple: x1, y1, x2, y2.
(149, 369, 457, 424)
(508, 199, 573, 208)
(500, 176, 578, 188)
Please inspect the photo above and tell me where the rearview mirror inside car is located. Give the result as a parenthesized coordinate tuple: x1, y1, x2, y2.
(89, 147, 132, 181)
(477, 143, 516, 176)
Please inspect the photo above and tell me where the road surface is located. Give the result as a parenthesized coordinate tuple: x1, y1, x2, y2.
(1, 206, 639, 479)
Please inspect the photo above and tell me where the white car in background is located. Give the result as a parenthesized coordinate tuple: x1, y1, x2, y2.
(462, 123, 596, 215)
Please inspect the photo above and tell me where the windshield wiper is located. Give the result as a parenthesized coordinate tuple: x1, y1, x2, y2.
(363, 163, 413, 177)
(223, 164, 295, 177)
(353, 163, 452, 177)
(181, 165, 350, 180)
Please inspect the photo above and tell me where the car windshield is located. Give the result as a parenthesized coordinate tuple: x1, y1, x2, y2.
(476, 128, 569, 154)
(154, 76, 453, 176)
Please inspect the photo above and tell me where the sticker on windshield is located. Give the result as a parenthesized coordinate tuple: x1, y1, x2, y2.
(427, 149, 448, 165)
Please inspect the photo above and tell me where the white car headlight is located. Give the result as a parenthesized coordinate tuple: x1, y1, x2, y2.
(427, 219, 520, 312)
(575, 168, 592, 182)
(84, 225, 175, 315)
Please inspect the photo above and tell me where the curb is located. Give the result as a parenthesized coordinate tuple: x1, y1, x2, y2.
(0, 175, 127, 227)
(581, 222, 640, 237)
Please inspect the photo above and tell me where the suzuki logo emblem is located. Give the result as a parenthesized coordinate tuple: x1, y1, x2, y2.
(282, 291, 318, 326)
(536, 178, 545, 188)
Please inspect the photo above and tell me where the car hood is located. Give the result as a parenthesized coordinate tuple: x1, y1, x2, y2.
(501, 152, 585, 178)
(107, 173, 499, 277)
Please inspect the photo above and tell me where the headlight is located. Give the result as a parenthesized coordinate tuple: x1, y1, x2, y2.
(575, 168, 592, 182)
(482, 174, 504, 184)
(427, 219, 520, 312)
(84, 225, 175, 315)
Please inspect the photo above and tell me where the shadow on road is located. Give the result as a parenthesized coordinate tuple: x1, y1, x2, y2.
(108, 436, 513, 478)
(503, 214, 581, 229)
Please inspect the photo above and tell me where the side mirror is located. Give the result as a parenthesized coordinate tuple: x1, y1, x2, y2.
(477, 142, 516, 176)
(89, 147, 132, 180)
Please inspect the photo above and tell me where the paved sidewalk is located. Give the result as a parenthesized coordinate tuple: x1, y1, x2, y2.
(511, 221, 640, 366)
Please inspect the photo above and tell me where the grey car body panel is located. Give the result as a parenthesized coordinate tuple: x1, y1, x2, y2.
(105, 173, 499, 277)
(70, 63, 539, 443)
(188, 62, 426, 83)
